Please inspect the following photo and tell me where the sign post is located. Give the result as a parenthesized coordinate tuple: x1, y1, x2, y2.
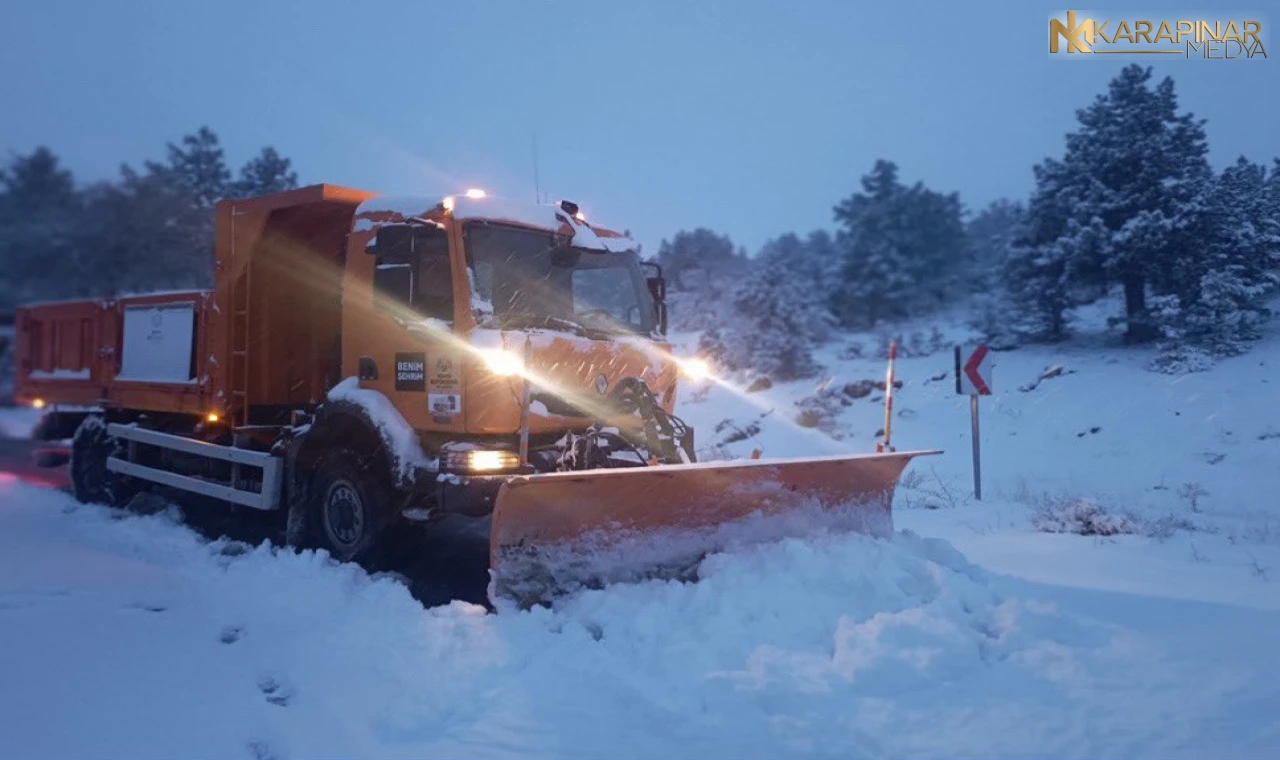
(954, 344, 993, 500)
(969, 395, 981, 500)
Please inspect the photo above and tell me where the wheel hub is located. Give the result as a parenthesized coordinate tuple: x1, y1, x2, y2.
(324, 481, 364, 548)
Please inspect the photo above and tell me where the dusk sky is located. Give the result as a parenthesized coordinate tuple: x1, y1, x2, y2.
(2, 1, 1274, 255)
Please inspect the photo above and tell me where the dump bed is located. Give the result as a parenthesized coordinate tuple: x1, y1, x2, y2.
(15, 290, 214, 416)
(14, 184, 375, 423)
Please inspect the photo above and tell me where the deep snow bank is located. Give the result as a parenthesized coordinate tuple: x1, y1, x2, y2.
(5, 481, 1278, 759)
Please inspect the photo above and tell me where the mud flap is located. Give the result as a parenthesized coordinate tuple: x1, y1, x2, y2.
(489, 450, 940, 605)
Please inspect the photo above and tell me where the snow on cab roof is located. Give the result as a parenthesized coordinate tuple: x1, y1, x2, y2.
(354, 194, 636, 253)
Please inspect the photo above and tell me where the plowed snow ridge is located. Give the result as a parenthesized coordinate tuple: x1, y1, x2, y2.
(2, 482, 1277, 759)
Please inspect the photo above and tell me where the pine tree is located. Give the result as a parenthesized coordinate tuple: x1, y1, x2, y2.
(729, 253, 829, 380)
(1004, 159, 1087, 342)
(149, 127, 230, 209)
(751, 232, 838, 341)
(655, 228, 746, 331)
(830, 160, 968, 327)
(0, 147, 83, 308)
(695, 324, 734, 370)
(231, 146, 299, 198)
(1044, 65, 1211, 343)
(81, 163, 212, 295)
(967, 199, 1025, 291)
(1158, 158, 1280, 355)
(655, 228, 743, 296)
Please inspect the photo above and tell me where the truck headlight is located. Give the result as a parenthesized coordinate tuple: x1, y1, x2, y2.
(681, 357, 711, 381)
(445, 449, 521, 472)
(480, 348, 524, 376)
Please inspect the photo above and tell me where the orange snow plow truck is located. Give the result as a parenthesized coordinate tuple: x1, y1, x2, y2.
(14, 184, 937, 603)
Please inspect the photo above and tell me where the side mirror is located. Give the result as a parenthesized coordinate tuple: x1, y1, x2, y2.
(646, 274, 666, 303)
(642, 262, 667, 335)
(653, 299, 668, 335)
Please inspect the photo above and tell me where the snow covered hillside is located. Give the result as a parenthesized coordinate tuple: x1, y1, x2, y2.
(677, 300, 1280, 610)
(0, 301, 1278, 758)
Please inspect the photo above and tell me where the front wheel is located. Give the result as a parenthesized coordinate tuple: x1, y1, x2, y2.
(305, 446, 393, 563)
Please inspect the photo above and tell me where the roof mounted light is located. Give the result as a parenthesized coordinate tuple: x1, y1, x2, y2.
(464, 188, 487, 199)
(559, 200, 580, 217)
(442, 195, 456, 212)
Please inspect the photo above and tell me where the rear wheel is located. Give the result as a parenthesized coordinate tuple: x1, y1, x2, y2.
(305, 446, 393, 564)
(69, 417, 139, 507)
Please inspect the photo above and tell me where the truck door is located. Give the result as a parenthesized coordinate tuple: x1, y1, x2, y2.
(349, 221, 466, 433)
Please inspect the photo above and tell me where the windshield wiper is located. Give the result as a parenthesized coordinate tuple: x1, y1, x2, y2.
(498, 314, 592, 337)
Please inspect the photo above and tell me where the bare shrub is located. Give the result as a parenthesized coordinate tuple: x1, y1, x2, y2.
(1178, 482, 1209, 512)
(897, 467, 968, 510)
(1029, 494, 1138, 536)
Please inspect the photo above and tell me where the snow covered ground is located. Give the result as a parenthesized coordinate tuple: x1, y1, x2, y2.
(0, 300, 1278, 758)
(676, 300, 1280, 612)
(3, 482, 1277, 759)
(0, 405, 43, 439)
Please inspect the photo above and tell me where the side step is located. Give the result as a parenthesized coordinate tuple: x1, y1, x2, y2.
(104, 423, 283, 510)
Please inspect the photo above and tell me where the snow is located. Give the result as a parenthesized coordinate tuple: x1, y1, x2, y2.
(27, 368, 91, 380)
(354, 195, 441, 221)
(326, 377, 436, 479)
(351, 193, 635, 253)
(1, 299, 1279, 756)
(112, 374, 199, 385)
(467, 327, 505, 352)
(0, 482, 1277, 758)
(449, 195, 635, 253)
(0, 406, 45, 438)
(17, 289, 208, 308)
(405, 316, 453, 333)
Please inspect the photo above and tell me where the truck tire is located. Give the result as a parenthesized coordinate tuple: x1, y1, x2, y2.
(306, 445, 393, 564)
(69, 417, 138, 507)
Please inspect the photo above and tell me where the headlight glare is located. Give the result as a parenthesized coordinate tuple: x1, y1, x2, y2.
(481, 348, 524, 376)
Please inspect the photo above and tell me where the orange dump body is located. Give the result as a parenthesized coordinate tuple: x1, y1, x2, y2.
(489, 450, 941, 604)
(14, 185, 375, 422)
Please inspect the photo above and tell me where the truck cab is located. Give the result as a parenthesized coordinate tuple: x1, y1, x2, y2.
(339, 192, 679, 454)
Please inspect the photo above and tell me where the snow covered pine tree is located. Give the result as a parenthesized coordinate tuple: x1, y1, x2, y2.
(729, 234, 835, 380)
(1154, 157, 1280, 359)
(830, 160, 967, 328)
(1013, 65, 1211, 344)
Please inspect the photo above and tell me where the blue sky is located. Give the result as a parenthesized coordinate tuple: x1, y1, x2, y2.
(1, 1, 1274, 256)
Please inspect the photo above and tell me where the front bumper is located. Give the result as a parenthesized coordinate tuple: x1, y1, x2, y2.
(427, 470, 512, 516)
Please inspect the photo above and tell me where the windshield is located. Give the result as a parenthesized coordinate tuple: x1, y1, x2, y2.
(464, 222, 655, 335)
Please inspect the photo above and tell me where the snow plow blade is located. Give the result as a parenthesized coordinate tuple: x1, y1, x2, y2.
(489, 450, 940, 604)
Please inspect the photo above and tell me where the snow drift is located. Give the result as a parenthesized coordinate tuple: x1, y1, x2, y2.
(6, 481, 1278, 759)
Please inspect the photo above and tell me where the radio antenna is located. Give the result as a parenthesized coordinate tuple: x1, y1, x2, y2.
(532, 131, 541, 204)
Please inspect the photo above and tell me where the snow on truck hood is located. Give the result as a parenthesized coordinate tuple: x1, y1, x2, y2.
(354, 194, 637, 253)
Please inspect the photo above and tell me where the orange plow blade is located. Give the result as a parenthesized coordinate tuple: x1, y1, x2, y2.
(489, 450, 941, 604)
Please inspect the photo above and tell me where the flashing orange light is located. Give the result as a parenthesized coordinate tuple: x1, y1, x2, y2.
(205, 412, 220, 424)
